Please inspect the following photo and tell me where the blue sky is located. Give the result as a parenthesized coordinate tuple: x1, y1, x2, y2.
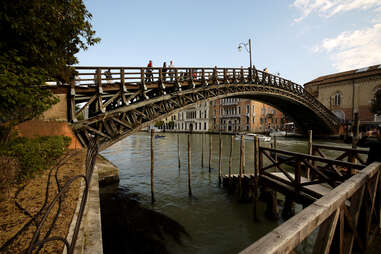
(76, 0, 381, 84)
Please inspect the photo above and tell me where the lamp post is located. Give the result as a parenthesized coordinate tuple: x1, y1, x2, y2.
(238, 38, 253, 68)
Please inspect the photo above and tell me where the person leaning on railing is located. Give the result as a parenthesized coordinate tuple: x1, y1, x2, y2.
(357, 125, 381, 165)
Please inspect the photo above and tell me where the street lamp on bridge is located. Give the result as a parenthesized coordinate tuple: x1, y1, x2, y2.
(238, 38, 253, 68)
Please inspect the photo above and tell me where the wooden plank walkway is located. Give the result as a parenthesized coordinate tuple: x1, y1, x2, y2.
(270, 172, 332, 196)
(223, 172, 333, 204)
(223, 172, 332, 196)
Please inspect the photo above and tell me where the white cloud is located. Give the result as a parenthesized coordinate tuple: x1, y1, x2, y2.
(293, 0, 381, 22)
(314, 24, 381, 71)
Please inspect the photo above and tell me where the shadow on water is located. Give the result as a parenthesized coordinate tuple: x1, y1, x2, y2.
(100, 185, 190, 254)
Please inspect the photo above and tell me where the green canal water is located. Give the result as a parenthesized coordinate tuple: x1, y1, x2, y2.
(100, 132, 351, 254)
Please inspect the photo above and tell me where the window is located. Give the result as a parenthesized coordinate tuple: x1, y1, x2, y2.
(334, 92, 341, 106)
(246, 105, 250, 114)
(204, 122, 207, 130)
(238, 106, 241, 114)
(199, 122, 201, 130)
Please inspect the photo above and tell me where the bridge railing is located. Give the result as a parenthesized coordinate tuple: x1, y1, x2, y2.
(66, 66, 340, 128)
(72, 66, 288, 88)
(242, 162, 381, 254)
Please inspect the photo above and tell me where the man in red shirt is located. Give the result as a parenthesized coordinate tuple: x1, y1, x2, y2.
(146, 60, 153, 82)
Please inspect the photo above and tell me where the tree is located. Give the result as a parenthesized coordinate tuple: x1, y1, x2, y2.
(371, 89, 381, 116)
(0, 0, 100, 142)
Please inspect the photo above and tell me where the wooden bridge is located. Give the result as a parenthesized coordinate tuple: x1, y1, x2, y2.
(47, 66, 341, 150)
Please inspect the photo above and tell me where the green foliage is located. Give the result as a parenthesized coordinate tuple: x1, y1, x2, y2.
(154, 121, 164, 128)
(0, 1, 100, 136)
(371, 89, 381, 115)
(168, 121, 175, 128)
(0, 136, 71, 180)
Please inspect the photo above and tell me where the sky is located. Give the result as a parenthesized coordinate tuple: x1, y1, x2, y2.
(76, 0, 381, 85)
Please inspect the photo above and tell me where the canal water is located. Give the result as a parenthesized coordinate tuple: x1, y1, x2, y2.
(100, 132, 351, 254)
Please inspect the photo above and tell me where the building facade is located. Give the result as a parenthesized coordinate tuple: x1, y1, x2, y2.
(210, 98, 284, 133)
(304, 64, 381, 123)
(172, 101, 210, 132)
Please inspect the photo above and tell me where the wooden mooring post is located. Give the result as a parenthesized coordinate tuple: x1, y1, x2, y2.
(273, 135, 277, 163)
(253, 136, 259, 221)
(307, 130, 312, 179)
(218, 132, 222, 184)
(229, 135, 233, 181)
(187, 134, 192, 196)
(177, 134, 180, 171)
(209, 134, 212, 172)
(239, 135, 245, 197)
(201, 134, 204, 168)
(150, 129, 155, 203)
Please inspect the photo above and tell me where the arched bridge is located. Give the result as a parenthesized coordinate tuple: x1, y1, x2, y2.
(50, 66, 341, 150)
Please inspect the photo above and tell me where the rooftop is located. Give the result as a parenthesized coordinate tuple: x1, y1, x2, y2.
(304, 64, 381, 87)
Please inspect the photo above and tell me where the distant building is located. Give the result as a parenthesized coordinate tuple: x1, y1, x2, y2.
(172, 101, 210, 132)
(210, 98, 284, 133)
(304, 64, 381, 125)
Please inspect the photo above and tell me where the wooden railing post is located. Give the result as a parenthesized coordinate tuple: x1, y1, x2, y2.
(96, 68, 105, 113)
(69, 81, 77, 122)
(158, 68, 166, 94)
(174, 68, 181, 91)
(189, 68, 195, 88)
(140, 68, 148, 99)
(120, 68, 128, 105)
(201, 68, 208, 86)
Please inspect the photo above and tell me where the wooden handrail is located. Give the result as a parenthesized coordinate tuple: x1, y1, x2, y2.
(260, 147, 365, 170)
(312, 144, 369, 154)
(241, 162, 381, 254)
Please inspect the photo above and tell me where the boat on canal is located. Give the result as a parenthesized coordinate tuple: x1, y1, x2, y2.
(235, 133, 271, 142)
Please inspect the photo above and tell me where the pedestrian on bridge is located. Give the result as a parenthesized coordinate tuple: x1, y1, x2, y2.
(104, 69, 112, 84)
(169, 60, 174, 81)
(146, 60, 153, 83)
(162, 61, 167, 81)
(357, 125, 381, 165)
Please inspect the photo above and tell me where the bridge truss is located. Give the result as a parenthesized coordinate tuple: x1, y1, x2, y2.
(49, 66, 341, 150)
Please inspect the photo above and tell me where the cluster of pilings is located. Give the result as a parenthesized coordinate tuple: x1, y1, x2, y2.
(148, 130, 319, 221)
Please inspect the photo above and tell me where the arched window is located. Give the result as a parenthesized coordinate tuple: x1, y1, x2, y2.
(334, 92, 341, 106)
